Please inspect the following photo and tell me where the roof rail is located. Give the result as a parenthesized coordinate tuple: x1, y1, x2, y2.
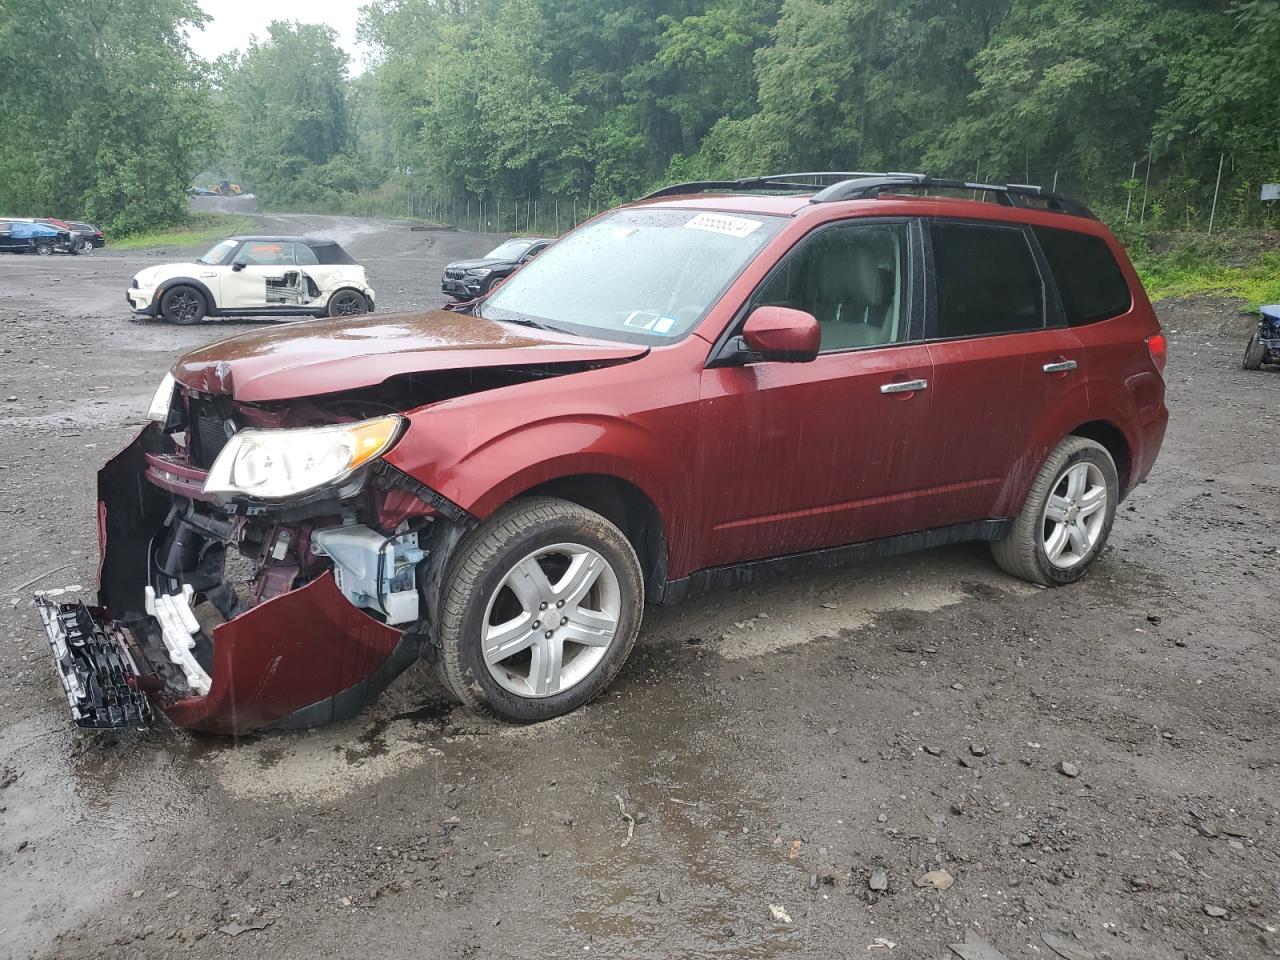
(810, 174, 1095, 218)
(641, 171, 889, 200)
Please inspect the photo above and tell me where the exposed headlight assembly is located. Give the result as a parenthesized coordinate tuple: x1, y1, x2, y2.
(203, 415, 405, 500)
(147, 372, 176, 422)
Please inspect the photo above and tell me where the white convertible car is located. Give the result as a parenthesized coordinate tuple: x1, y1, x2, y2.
(128, 235, 375, 324)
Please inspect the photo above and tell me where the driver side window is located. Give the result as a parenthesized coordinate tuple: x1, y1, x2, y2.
(753, 221, 911, 353)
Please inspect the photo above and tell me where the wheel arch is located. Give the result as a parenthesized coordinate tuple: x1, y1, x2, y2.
(156, 278, 216, 314)
(516, 474, 669, 602)
(1069, 419, 1133, 495)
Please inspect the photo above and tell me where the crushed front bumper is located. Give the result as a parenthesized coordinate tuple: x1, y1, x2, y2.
(37, 425, 434, 735)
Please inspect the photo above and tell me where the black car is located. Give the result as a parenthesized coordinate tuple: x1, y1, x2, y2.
(70, 221, 105, 248)
(442, 237, 554, 301)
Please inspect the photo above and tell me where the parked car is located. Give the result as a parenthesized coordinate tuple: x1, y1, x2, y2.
(39, 172, 1167, 734)
(127, 235, 375, 324)
(69, 220, 105, 249)
(1242, 304, 1280, 370)
(0, 218, 70, 255)
(36, 218, 89, 253)
(442, 236, 553, 300)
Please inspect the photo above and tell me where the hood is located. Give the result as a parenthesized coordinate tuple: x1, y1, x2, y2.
(134, 262, 219, 286)
(172, 308, 649, 402)
(448, 258, 514, 271)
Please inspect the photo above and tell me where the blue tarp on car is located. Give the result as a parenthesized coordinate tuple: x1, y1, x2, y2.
(9, 221, 61, 238)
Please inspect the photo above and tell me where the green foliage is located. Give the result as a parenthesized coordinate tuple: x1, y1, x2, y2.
(110, 213, 254, 250)
(351, 0, 1280, 230)
(0, 0, 213, 234)
(215, 21, 384, 207)
(1126, 231, 1280, 308)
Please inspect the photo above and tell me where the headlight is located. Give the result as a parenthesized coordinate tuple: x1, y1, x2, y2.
(467, 268, 492, 278)
(203, 415, 404, 500)
(147, 372, 176, 422)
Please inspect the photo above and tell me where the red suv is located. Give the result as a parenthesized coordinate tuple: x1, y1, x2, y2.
(38, 173, 1168, 733)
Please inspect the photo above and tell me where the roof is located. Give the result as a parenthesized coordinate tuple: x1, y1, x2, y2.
(228, 235, 344, 247)
(636, 171, 1097, 225)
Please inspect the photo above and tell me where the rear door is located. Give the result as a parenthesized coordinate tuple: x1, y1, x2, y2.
(920, 219, 1083, 527)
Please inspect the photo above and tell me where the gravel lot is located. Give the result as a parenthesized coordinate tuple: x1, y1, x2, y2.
(0, 210, 1277, 960)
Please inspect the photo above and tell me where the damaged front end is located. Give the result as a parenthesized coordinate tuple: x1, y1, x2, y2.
(41, 381, 471, 735)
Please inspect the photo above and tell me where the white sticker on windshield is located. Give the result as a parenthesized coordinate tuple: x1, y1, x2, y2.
(683, 212, 763, 238)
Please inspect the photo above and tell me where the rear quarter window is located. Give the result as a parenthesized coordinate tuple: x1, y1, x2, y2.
(1033, 226, 1132, 326)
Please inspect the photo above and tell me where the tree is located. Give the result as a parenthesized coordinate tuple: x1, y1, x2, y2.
(0, 0, 213, 233)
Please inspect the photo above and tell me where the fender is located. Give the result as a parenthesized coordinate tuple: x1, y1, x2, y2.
(999, 374, 1143, 517)
(385, 412, 687, 561)
(155, 277, 218, 314)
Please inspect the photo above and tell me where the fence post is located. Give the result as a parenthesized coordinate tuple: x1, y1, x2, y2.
(1125, 160, 1137, 221)
(1208, 152, 1224, 236)
(1140, 142, 1153, 223)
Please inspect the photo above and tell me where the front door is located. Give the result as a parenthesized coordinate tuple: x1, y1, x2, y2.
(696, 219, 937, 568)
(220, 240, 298, 309)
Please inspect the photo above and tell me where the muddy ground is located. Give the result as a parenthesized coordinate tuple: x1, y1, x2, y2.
(0, 208, 1277, 960)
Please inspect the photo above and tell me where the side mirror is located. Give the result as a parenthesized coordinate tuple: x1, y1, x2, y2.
(731, 306, 820, 364)
(231, 261, 246, 272)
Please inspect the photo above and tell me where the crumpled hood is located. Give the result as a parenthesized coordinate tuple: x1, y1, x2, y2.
(172, 308, 648, 402)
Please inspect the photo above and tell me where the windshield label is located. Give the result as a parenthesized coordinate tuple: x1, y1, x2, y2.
(684, 212, 762, 238)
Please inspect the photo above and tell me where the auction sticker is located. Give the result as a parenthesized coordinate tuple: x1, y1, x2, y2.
(684, 212, 762, 238)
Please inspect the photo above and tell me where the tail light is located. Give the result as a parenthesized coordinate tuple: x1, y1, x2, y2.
(1146, 332, 1168, 375)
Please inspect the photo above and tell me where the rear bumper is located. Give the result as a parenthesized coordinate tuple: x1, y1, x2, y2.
(47, 426, 419, 735)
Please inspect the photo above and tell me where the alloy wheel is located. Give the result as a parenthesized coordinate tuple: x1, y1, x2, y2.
(481, 542, 621, 698)
(1041, 461, 1108, 569)
(169, 291, 200, 323)
(332, 292, 364, 316)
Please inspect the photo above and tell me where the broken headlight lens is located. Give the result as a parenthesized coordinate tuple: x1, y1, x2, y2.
(147, 372, 176, 422)
(203, 415, 405, 500)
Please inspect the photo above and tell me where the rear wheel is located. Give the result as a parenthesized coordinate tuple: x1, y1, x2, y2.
(327, 289, 368, 317)
(1243, 332, 1265, 370)
(991, 436, 1119, 586)
(160, 285, 206, 325)
(435, 497, 643, 722)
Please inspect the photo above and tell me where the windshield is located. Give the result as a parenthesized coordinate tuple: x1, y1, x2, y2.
(481, 208, 782, 343)
(485, 239, 535, 260)
(197, 239, 237, 265)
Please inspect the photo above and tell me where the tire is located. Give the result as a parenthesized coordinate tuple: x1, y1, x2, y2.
(34, 241, 52, 256)
(1243, 332, 1265, 371)
(327, 289, 368, 317)
(435, 496, 644, 722)
(991, 436, 1119, 586)
(160, 285, 207, 325)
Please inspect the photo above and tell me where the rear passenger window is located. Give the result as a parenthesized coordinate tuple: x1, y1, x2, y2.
(1033, 227, 1131, 326)
(930, 222, 1044, 338)
(292, 242, 319, 266)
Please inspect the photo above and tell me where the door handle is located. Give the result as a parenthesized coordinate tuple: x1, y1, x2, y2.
(880, 378, 928, 394)
(1043, 359, 1078, 373)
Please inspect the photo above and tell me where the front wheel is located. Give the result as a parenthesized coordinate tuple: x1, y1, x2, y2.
(991, 436, 1119, 586)
(327, 289, 368, 317)
(160, 285, 206, 325)
(34, 241, 52, 256)
(435, 497, 644, 722)
(1243, 332, 1265, 371)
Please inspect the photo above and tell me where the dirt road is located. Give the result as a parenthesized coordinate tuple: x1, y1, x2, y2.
(1, 212, 1277, 960)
